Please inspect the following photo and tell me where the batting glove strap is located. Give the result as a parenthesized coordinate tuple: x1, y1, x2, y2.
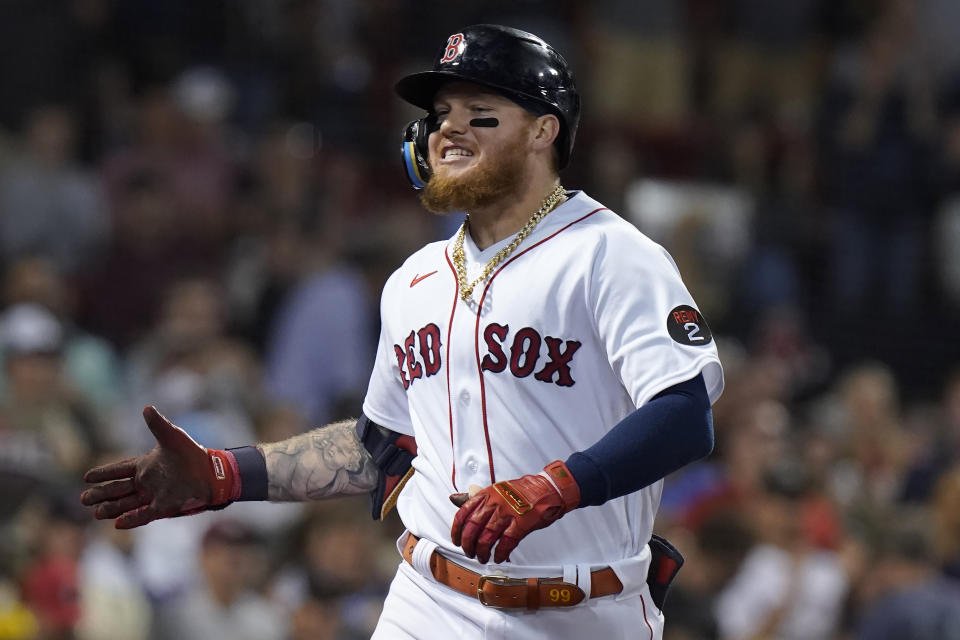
(541, 460, 581, 512)
(205, 449, 238, 505)
(176, 448, 241, 514)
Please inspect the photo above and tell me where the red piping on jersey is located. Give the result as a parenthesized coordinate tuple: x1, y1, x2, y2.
(443, 247, 460, 490)
(473, 207, 607, 484)
(640, 593, 654, 639)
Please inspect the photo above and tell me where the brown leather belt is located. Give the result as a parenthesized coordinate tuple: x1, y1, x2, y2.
(402, 534, 623, 610)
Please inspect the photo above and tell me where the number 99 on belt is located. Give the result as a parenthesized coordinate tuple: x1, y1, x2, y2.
(549, 587, 572, 603)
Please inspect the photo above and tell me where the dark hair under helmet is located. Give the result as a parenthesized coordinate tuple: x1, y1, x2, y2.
(395, 24, 580, 169)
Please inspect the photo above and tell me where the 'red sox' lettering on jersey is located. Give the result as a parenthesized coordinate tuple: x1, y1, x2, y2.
(393, 323, 442, 390)
(480, 323, 581, 386)
(396, 321, 582, 389)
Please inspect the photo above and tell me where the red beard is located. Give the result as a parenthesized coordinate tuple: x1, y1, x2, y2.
(419, 136, 528, 214)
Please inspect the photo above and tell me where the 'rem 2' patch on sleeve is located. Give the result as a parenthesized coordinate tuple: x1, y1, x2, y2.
(667, 305, 713, 346)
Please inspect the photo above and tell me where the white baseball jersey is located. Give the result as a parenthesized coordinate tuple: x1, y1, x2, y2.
(362, 190, 723, 574)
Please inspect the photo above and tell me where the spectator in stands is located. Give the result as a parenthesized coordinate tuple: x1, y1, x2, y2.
(2, 256, 123, 417)
(902, 369, 960, 501)
(713, 461, 850, 640)
(0, 104, 108, 275)
(271, 500, 392, 640)
(817, 2, 937, 321)
(286, 576, 344, 640)
(19, 491, 90, 640)
(828, 363, 916, 518)
(0, 303, 100, 479)
(153, 520, 285, 640)
(855, 472, 960, 640)
(76, 512, 152, 640)
(120, 275, 261, 453)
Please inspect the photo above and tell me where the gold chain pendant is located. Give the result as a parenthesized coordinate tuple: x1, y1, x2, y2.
(452, 184, 566, 302)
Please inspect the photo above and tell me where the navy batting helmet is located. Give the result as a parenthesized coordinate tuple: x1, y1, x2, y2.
(397, 25, 580, 189)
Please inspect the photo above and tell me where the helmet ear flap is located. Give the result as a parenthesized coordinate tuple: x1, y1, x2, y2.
(400, 115, 436, 190)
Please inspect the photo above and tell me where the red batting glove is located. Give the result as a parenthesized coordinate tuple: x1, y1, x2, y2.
(450, 460, 580, 564)
(80, 406, 240, 529)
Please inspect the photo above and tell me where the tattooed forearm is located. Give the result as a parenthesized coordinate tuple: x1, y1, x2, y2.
(260, 419, 379, 501)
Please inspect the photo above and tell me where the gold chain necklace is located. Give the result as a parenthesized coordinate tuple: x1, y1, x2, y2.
(452, 184, 566, 302)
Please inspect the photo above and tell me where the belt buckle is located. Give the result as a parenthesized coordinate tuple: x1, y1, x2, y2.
(476, 574, 527, 608)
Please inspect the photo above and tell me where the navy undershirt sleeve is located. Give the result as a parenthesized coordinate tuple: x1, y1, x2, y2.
(564, 373, 714, 507)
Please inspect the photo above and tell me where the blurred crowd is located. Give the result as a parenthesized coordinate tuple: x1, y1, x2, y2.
(0, 1, 958, 639)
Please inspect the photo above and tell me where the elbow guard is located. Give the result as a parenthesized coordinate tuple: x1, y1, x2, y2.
(356, 414, 417, 520)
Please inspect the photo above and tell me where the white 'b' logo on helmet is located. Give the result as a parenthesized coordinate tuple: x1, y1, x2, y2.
(440, 33, 465, 64)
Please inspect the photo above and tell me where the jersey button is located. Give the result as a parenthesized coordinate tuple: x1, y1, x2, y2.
(466, 458, 479, 473)
(459, 390, 470, 404)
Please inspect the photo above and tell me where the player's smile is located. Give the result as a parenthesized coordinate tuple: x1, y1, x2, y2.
(432, 139, 482, 179)
(432, 126, 483, 174)
(438, 143, 475, 164)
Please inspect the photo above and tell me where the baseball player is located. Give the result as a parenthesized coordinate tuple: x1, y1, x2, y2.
(81, 25, 723, 639)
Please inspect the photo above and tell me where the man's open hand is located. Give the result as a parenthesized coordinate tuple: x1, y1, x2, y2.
(80, 406, 237, 528)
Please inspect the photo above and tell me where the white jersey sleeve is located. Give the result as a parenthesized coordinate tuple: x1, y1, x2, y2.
(589, 222, 723, 406)
(362, 270, 416, 436)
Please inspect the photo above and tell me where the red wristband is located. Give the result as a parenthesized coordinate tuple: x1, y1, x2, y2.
(207, 449, 241, 505)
